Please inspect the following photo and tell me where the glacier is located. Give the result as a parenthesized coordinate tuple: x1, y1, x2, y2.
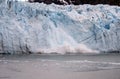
(0, 0, 120, 54)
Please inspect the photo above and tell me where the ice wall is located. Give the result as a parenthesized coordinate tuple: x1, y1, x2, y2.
(0, 0, 120, 54)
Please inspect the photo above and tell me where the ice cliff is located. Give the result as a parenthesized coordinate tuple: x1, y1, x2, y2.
(0, 0, 120, 54)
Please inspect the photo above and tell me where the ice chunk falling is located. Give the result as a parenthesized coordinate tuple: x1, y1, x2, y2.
(0, 0, 120, 54)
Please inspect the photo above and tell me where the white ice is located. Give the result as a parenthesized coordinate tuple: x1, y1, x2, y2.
(0, 0, 120, 54)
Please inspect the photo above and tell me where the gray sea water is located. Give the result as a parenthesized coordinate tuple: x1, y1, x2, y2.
(0, 53, 120, 79)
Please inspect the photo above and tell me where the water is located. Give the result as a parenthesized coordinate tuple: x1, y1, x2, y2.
(0, 53, 120, 79)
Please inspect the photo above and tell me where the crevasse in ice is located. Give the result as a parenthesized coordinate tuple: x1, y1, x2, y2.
(0, 0, 120, 54)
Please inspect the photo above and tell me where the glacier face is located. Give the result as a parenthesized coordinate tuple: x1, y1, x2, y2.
(0, 0, 120, 54)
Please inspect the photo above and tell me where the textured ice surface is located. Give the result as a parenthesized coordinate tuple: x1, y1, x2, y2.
(0, 0, 120, 54)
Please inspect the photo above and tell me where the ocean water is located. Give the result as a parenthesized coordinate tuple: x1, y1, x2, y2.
(0, 53, 120, 79)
